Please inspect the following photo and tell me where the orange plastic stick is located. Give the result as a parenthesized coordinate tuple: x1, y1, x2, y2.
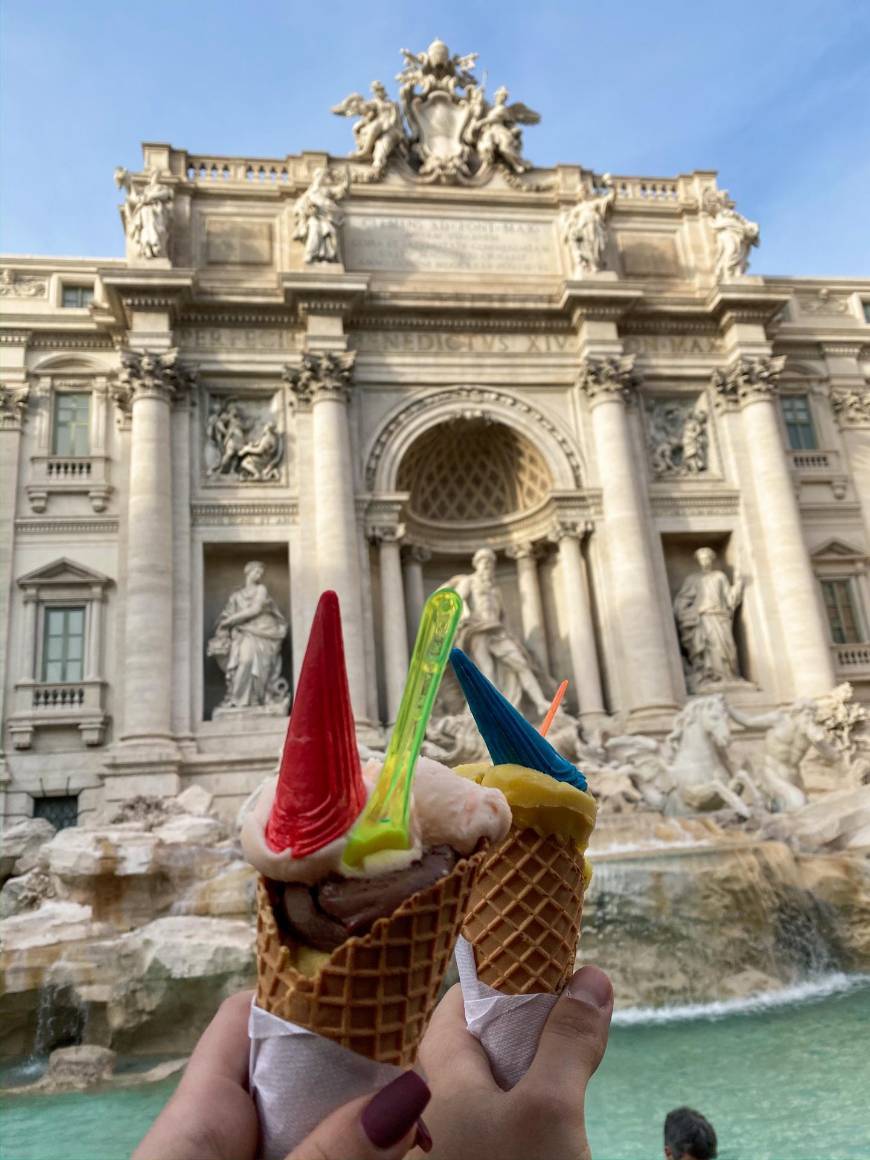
(539, 680, 568, 737)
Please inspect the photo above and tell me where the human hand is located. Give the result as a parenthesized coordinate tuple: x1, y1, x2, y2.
(416, 965, 613, 1160)
(132, 990, 432, 1160)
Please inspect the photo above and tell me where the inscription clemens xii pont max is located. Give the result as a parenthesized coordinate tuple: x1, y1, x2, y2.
(343, 214, 558, 274)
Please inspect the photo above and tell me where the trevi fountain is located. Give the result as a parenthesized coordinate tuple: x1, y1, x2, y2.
(2, 33, 870, 1160)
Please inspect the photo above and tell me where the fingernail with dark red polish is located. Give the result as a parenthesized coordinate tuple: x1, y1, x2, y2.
(361, 1072, 431, 1150)
(414, 1118, 433, 1153)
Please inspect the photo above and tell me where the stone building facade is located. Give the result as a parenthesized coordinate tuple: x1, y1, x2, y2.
(1, 41, 869, 824)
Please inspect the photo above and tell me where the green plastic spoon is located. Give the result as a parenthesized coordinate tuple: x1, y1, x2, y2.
(342, 587, 463, 869)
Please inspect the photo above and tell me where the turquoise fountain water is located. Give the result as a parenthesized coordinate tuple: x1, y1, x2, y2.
(3, 978, 869, 1160)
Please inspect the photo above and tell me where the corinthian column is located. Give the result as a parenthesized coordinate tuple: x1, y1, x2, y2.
(713, 356, 835, 694)
(506, 542, 550, 673)
(285, 352, 368, 718)
(547, 524, 606, 721)
(578, 356, 677, 715)
(118, 348, 189, 744)
(370, 524, 409, 725)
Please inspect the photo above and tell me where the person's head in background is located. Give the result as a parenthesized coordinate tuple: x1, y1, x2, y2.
(664, 1107, 718, 1160)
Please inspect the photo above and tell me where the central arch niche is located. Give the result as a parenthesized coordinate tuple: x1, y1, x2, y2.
(397, 418, 553, 527)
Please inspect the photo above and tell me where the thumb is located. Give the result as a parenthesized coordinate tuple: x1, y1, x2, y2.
(285, 1070, 432, 1160)
(518, 965, 613, 1106)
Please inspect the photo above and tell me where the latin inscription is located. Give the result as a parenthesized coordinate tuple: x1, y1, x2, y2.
(623, 334, 722, 355)
(179, 327, 300, 351)
(351, 330, 578, 354)
(343, 214, 559, 275)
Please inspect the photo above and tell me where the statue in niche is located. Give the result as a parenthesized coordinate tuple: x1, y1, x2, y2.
(704, 188, 759, 280)
(673, 547, 745, 691)
(206, 398, 283, 481)
(207, 561, 289, 715)
(464, 84, 541, 175)
(331, 82, 406, 180)
(727, 699, 840, 812)
(560, 179, 616, 276)
(292, 167, 349, 263)
(647, 400, 709, 477)
(115, 168, 174, 260)
(443, 547, 551, 718)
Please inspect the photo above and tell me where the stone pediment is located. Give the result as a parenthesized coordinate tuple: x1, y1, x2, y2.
(810, 539, 866, 561)
(17, 557, 112, 590)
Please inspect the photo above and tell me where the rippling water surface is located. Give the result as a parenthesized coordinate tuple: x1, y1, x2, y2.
(2, 980, 869, 1160)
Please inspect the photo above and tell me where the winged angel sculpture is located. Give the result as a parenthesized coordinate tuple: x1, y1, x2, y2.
(332, 39, 541, 185)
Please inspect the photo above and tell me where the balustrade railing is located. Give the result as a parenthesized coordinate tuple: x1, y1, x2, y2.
(833, 643, 870, 669)
(46, 458, 92, 479)
(185, 157, 292, 184)
(32, 683, 86, 709)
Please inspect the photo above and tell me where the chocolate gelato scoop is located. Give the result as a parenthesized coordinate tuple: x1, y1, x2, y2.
(281, 845, 458, 952)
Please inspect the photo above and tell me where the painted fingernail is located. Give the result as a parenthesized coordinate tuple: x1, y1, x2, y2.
(567, 966, 613, 1008)
(414, 1118, 433, 1153)
(361, 1071, 431, 1150)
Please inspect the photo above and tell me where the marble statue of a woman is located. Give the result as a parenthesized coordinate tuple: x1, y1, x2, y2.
(207, 561, 289, 714)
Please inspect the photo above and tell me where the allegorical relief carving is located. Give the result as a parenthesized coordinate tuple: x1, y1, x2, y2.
(560, 178, 615, 276)
(646, 398, 709, 477)
(0, 268, 48, 298)
(207, 561, 289, 716)
(332, 39, 541, 186)
(292, 167, 350, 264)
(115, 168, 174, 260)
(673, 547, 747, 693)
(703, 189, 759, 280)
(204, 396, 285, 482)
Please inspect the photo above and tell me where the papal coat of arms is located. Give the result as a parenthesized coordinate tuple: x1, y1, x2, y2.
(331, 38, 541, 185)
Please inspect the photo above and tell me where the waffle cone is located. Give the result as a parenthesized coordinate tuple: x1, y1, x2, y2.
(461, 826, 586, 994)
(255, 845, 487, 1066)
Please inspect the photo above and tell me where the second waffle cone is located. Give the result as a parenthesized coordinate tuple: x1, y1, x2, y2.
(461, 826, 586, 994)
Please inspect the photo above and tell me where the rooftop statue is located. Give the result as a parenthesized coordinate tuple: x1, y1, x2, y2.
(561, 179, 616, 276)
(330, 83, 406, 181)
(704, 188, 759, 280)
(292, 167, 349, 264)
(115, 167, 173, 260)
(332, 39, 541, 185)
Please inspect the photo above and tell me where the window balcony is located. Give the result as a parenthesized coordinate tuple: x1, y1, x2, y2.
(8, 678, 108, 749)
(787, 448, 848, 501)
(832, 642, 870, 677)
(26, 454, 112, 513)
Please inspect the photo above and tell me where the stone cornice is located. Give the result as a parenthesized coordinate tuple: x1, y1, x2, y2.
(99, 268, 195, 328)
(576, 354, 639, 404)
(14, 516, 120, 535)
(559, 280, 642, 322)
(282, 350, 356, 408)
(705, 283, 791, 329)
(190, 500, 299, 526)
(282, 272, 369, 318)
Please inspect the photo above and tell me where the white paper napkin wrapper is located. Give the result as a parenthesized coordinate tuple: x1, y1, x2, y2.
(249, 1001, 403, 1160)
(455, 935, 559, 1090)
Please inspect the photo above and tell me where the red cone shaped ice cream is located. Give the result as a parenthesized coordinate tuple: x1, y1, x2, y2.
(265, 590, 366, 858)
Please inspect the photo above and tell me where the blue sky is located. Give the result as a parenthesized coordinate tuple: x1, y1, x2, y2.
(2, 0, 868, 276)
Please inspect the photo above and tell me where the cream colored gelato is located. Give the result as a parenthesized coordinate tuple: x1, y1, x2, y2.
(241, 754, 510, 882)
